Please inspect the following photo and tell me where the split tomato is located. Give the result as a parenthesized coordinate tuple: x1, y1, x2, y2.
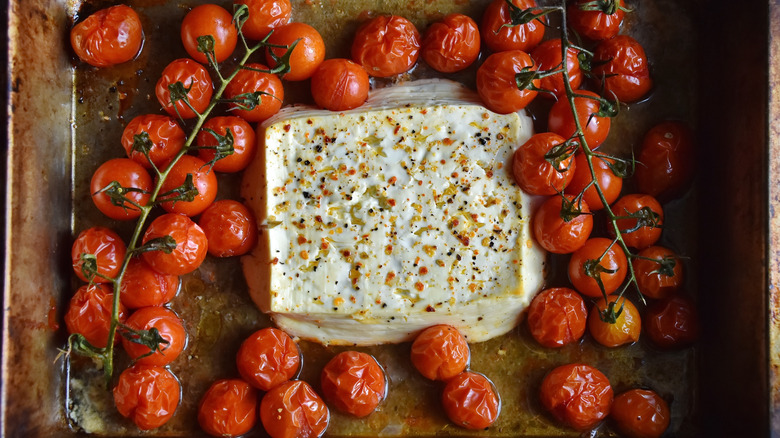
(351, 15, 420, 78)
(70, 5, 143, 67)
(540, 363, 613, 430)
(526, 287, 587, 348)
(410, 324, 470, 381)
(321, 351, 387, 417)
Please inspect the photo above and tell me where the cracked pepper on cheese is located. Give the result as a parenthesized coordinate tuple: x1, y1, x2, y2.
(241, 79, 545, 345)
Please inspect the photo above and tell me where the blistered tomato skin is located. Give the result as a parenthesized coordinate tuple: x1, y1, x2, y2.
(477, 50, 539, 114)
(533, 195, 593, 254)
(181, 4, 238, 64)
(635, 121, 695, 200)
(611, 389, 670, 438)
(352, 15, 421, 78)
(548, 90, 612, 149)
(70, 5, 143, 67)
(531, 38, 582, 98)
(122, 306, 187, 366)
(71, 227, 127, 283)
(235, 0, 292, 40)
(310, 58, 370, 111)
(142, 213, 208, 276)
(90, 158, 153, 221)
(65, 284, 127, 348)
(441, 372, 501, 430)
(593, 35, 653, 103)
(121, 115, 185, 169)
(644, 295, 700, 349)
(633, 246, 684, 300)
(113, 364, 181, 431)
(421, 14, 480, 73)
(526, 287, 587, 348)
(265, 22, 326, 81)
(568, 237, 628, 297)
(321, 351, 387, 417)
(198, 379, 258, 437)
(196, 116, 257, 173)
(540, 363, 613, 430)
(564, 154, 623, 210)
(588, 296, 641, 347)
(481, 0, 545, 53)
(158, 155, 218, 217)
(568, 0, 627, 41)
(119, 258, 179, 309)
(236, 327, 300, 391)
(156, 58, 214, 119)
(512, 132, 576, 196)
(610, 194, 664, 250)
(198, 200, 258, 257)
(224, 63, 284, 122)
(260, 380, 330, 438)
(411, 324, 470, 381)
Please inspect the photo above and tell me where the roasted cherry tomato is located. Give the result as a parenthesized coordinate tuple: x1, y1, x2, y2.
(90, 158, 152, 221)
(568, 0, 627, 41)
(644, 295, 699, 349)
(441, 371, 501, 430)
(236, 327, 300, 391)
(158, 155, 218, 217)
(421, 13, 480, 73)
(260, 380, 330, 438)
(533, 195, 593, 254)
(113, 364, 181, 431)
(351, 15, 420, 78)
(235, 0, 292, 40)
(564, 154, 623, 210)
(224, 63, 284, 122)
(198, 200, 257, 257)
(593, 35, 652, 103)
(611, 388, 670, 438)
(198, 379, 258, 437)
(540, 363, 613, 430)
(72, 226, 126, 283)
(548, 90, 612, 149)
(568, 237, 628, 297)
(121, 115, 185, 169)
(310, 58, 370, 111)
(156, 58, 214, 119)
(119, 258, 179, 309)
(526, 287, 587, 348)
(265, 22, 325, 81)
(610, 193, 663, 250)
(512, 132, 575, 195)
(633, 246, 683, 300)
(321, 351, 387, 417)
(142, 213, 208, 276)
(588, 296, 641, 347)
(122, 306, 187, 366)
(181, 4, 237, 64)
(481, 0, 545, 53)
(70, 5, 143, 67)
(635, 121, 695, 200)
(410, 324, 470, 381)
(477, 50, 539, 114)
(196, 116, 256, 173)
(530, 38, 582, 98)
(65, 284, 127, 348)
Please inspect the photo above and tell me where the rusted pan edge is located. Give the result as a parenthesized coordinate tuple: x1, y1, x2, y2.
(771, 1, 780, 436)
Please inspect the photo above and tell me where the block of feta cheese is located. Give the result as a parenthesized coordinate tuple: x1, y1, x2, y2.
(241, 79, 545, 345)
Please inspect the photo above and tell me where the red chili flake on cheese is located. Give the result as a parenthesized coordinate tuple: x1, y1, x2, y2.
(388, 199, 396, 207)
(419, 267, 429, 275)
(389, 176, 397, 185)
(415, 282, 425, 292)
(283, 124, 291, 132)
(300, 251, 309, 260)
(297, 235, 307, 245)
(425, 305, 435, 312)
(443, 138, 453, 146)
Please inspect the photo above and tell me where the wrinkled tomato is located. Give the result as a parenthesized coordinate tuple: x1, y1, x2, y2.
(477, 50, 539, 114)
(548, 90, 612, 149)
(158, 155, 218, 217)
(481, 0, 545, 53)
(633, 246, 684, 300)
(141, 213, 208, 276)
(65, 284, 127, 348)
(351, 15, 420, 78)
(530, 38, 582, 98)
(568, 0, 627, 41)
(609, 193, 663, 250)
(71, 226, 127, 283)
(235, 0, 292, 40)
(568, 237, 628, 297)
(156, 58, 214, 119)
(122, 306, 187, 367)
(224, 63, 284, 122)
(588, 296, 641, 347)
(564, 153, 623, 210)
(236, 327, 300, 391)
(196, 116, 256, 173)
(635, 121, 695, 200)
(512, 132, 575, 196)
(70, 5, 143, 67)
(119, 258, 179, 309)
(644, 295, 700, 349)
(593, 35, 652, 103)
(198, 200, 258, 257)
(260, 380, 330, 438)
(410, 324, 470, 381)
(610, 388, 671, 438)
(265, 22, 325, 81)
(181, 4, 238, 64)
(198, 379, 258, 437)
(540, 363, 613, 430)
(526, 287, 587, 348)
(441, 371, 501, 430)
(321, 351, 387, 417)
(121, 114, 185, 169)
(421, 13, 480, 73)
(310, 58, 370, 111)
(113, 364, 181, 430)
(532, 194, 593, 254)
(90, 158, 152, 221)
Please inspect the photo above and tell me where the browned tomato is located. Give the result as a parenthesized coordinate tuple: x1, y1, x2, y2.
(609, 193, 663, 250)
(526, 287, 587, 348)
(121, 114, 185, 169)
(481, 0, 545, 53)
(635, 121, 695, 200)
(71, 226, 126, 283)
(321, 351, 387, 417)
(441, 372, 501, 430)
(568, 0, 627, 41)
(540, 363, 613, 430)
(236, 327, 300, 391)
(198, 200, 258, 257)
(122, 306, 187, 367)
(141, 213, 208, 276)
(410, 324, 470, 381)
(421, 13, 480, 73)
(632, 246, 684, 300)
(260, 380, 330, 438)
(196, 116, 256, 173)
(70, 5, 143, 67)
(564, 153, 624, 211)
(198, 379, 258, 437)
(113, 364, 181, 430)
(530, 38, 582, 98)
(593, 35, 652, 103)
(610, 388, 671, 438)
(119, 258, 179, 309)
(644, 295, 700, 349)
(477, 50, 539, 114)
(588, 295, 641, 347)
(533, 194, 593, 254)
(512, 132, 576, 196)
(351, 15, 420, 77)
(65, 284, 127, 348)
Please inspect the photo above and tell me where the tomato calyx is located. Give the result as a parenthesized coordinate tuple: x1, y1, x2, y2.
(577, 0, 631, 15)
(264, 34, 301, 76)
(132, 235, 177, 256)
(157, 173, 199, 206)
(92, 180, 149, 213)
(615, 206, 663, 234)
(501, 1, 558, 29)
(634, 254, 679, 278)
(76, 253, 112, 284)
(558, 193, 590, 223)
(598, 298, 624, 324)
(197, 128, 236, 168)
(118, 325, 170, 361)
(544, 138, 579, 172)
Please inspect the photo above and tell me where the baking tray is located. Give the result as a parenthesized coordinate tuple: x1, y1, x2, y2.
(2, 0, 777, 436)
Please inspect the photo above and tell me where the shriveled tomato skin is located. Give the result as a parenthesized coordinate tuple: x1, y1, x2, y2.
(310, 58, 370, 111)
(540, 363, 613, 430)
(352, 15, 420, 78)
(441, 371, 501, 430)
(72, 226, 127, 283)
(512, 132, 575, 196)
(142, 213, 208, 276)
(644, 295, 700, 349)
(237, 327, 300, 391)
(65, 284, 127, 348)
(260, 380, 330, 438)
(611, 389, 670, 438)
(526, 287, 587, 348)
(533, 195, 593, 254)
(198, 200, 258, 257)
(122, 306, 187, 367)
(197, 116, 257, 173)
(119, 258, 179, 309)
(548, 90, 611, 149)
(321, 351, 387, 417)
(588, 296, 641, 347)
(90, 158, 153, 221)
(113, 364, 181, 431)
(481, 0, 545, 53)
(568, 237, 628, 297)
(477, 50, 539, 114)
(633, 246, 683, 300)
(198, 379, 258, 437)
(181, 4, 238, 64)
(156, 58, 214, 119)
(593, 35, 652, 103)
(224, 63, 284, 122)
(70, 5, 143, 67)
(235, 0, 292, 40)
(421, 13, 480, 73)
(410, 324, 470, 381)
(265, 22, 326, 81)
(531, 38, 582, 98)
(158, 155, 218, 217)
(122, 115, 185, 169)
(564, 154, 623, 210)
(568, 0, 626, 41)
(635, 121, 695, 200)
(610, 194, 664, 250)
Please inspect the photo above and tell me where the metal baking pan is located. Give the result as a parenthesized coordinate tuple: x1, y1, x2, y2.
(2, 0, 777, 436)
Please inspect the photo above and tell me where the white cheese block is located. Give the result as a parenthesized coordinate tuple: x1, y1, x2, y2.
(241, 79, 545, 345)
